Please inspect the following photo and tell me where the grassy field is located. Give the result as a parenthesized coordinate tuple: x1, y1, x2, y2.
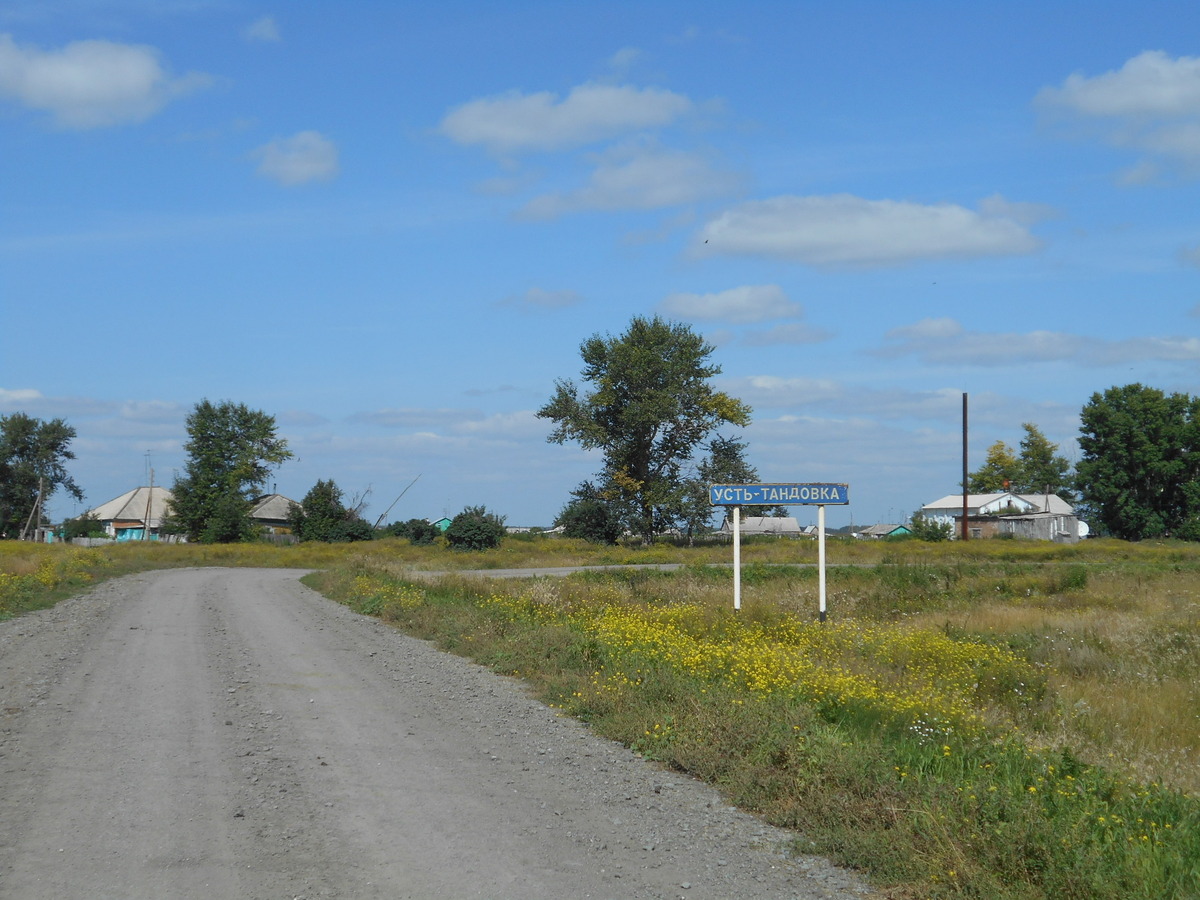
(3, 534, 1198, 898)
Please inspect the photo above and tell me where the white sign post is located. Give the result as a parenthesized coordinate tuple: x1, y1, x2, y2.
(710, 483, 849, 620)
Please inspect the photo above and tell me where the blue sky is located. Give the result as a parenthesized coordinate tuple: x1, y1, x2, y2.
(3, 1, 1199, 530)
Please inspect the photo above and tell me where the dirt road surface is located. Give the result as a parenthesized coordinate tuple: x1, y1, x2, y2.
(0, 568, 874, 900)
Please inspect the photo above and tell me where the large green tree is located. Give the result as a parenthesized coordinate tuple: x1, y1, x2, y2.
(1076, 384, 1200, 541)
(168, 400, 293, 543)
(0, 413, 84, 538)
(538, 316, 751, 542)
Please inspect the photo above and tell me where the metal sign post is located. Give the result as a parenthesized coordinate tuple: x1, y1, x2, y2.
(710, 483, 849, 620)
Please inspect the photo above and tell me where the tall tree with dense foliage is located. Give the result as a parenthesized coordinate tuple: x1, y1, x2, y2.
(538, 316, 751, 542)
(1076, 384, 1200, 540)
(0, 413, 84, 538)
(168, 400, 293, 543)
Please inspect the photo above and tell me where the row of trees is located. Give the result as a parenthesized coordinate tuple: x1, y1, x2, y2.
(4, 335, 1197, 546)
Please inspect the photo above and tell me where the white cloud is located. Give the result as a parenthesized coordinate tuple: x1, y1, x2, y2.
(439, 82, 692, 153)
(1038, 51, 1200, 169)
(252, 131, 339, 185)
(878, 317, 1200, 366)
(0, 386, 117, 417)
(695, 194, 1040, 267)
(659, 284, 800, 324)
(1038, 51, 1200, 119)
(521, 142, 740, 218)
(0, 33, 211, 129)
(243, 16, 281, 43)
(499, 287, 584, 311)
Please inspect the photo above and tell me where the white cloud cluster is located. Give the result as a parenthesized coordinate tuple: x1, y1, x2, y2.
(439, 82, 692, 154)
(1038, 51, 1200, 174)
(660, 284, 800, 324)
(440, 79, 738, 217)
(0, 33, 210, 129)
(879, 317, 1200, 366)
(695, 194, 1040, 267)
(521, 142, 740, 218)
(252, 131, 340, 185)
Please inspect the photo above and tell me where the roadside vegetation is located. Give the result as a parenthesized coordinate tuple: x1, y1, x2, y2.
(3, 534, 1199, 898)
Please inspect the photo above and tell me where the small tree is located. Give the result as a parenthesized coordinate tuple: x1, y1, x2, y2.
(968, 440, 1020, 494)
(1015, 423, 1073, 499)
(62, 512, 107, 540)
(909, 512, 953, 542)
(445, 505, 506, 551)
(168, 400, 292, 543)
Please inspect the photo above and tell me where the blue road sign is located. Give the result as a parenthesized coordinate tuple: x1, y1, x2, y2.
(709, 483, 849, 506)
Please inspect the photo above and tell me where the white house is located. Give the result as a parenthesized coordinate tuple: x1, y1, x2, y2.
(920, 492, 1087, 542)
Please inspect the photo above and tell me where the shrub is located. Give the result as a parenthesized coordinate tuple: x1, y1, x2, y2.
(385, 518, 440, 545)
(445, 505, 506, 551)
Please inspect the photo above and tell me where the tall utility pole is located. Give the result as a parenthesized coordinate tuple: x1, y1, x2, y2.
(961, 392, 969, 541)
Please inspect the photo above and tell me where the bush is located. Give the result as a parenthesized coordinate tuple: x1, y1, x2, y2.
(61, 513, 107, 540)
(555, 496, 622, 544)
(385, 518, 440, 545)
(909, 511, 953, 542)
(445, 505, 506, 551)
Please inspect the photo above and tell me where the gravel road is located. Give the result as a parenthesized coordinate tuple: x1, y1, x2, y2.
(0, 567, 875, 900)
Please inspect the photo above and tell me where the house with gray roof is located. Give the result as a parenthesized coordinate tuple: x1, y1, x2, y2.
(920, 492, 1087, 542)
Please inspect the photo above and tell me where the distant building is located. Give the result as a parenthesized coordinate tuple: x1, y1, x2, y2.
(84, 486, 174, 541)
(859, 523, 912, 539)
(430, 516, 453, 533)
(719, 516, 805, 536)
(249, 494, 300, 535)
(920, 492, 1087, 542)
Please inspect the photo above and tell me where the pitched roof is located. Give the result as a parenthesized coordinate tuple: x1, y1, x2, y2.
(922, 492, 1075, 515)
(250, 493, 299, 521)
(862, 523, 909, 537)
(721, 516, 802, 534)
(86, 486, 174, 526)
